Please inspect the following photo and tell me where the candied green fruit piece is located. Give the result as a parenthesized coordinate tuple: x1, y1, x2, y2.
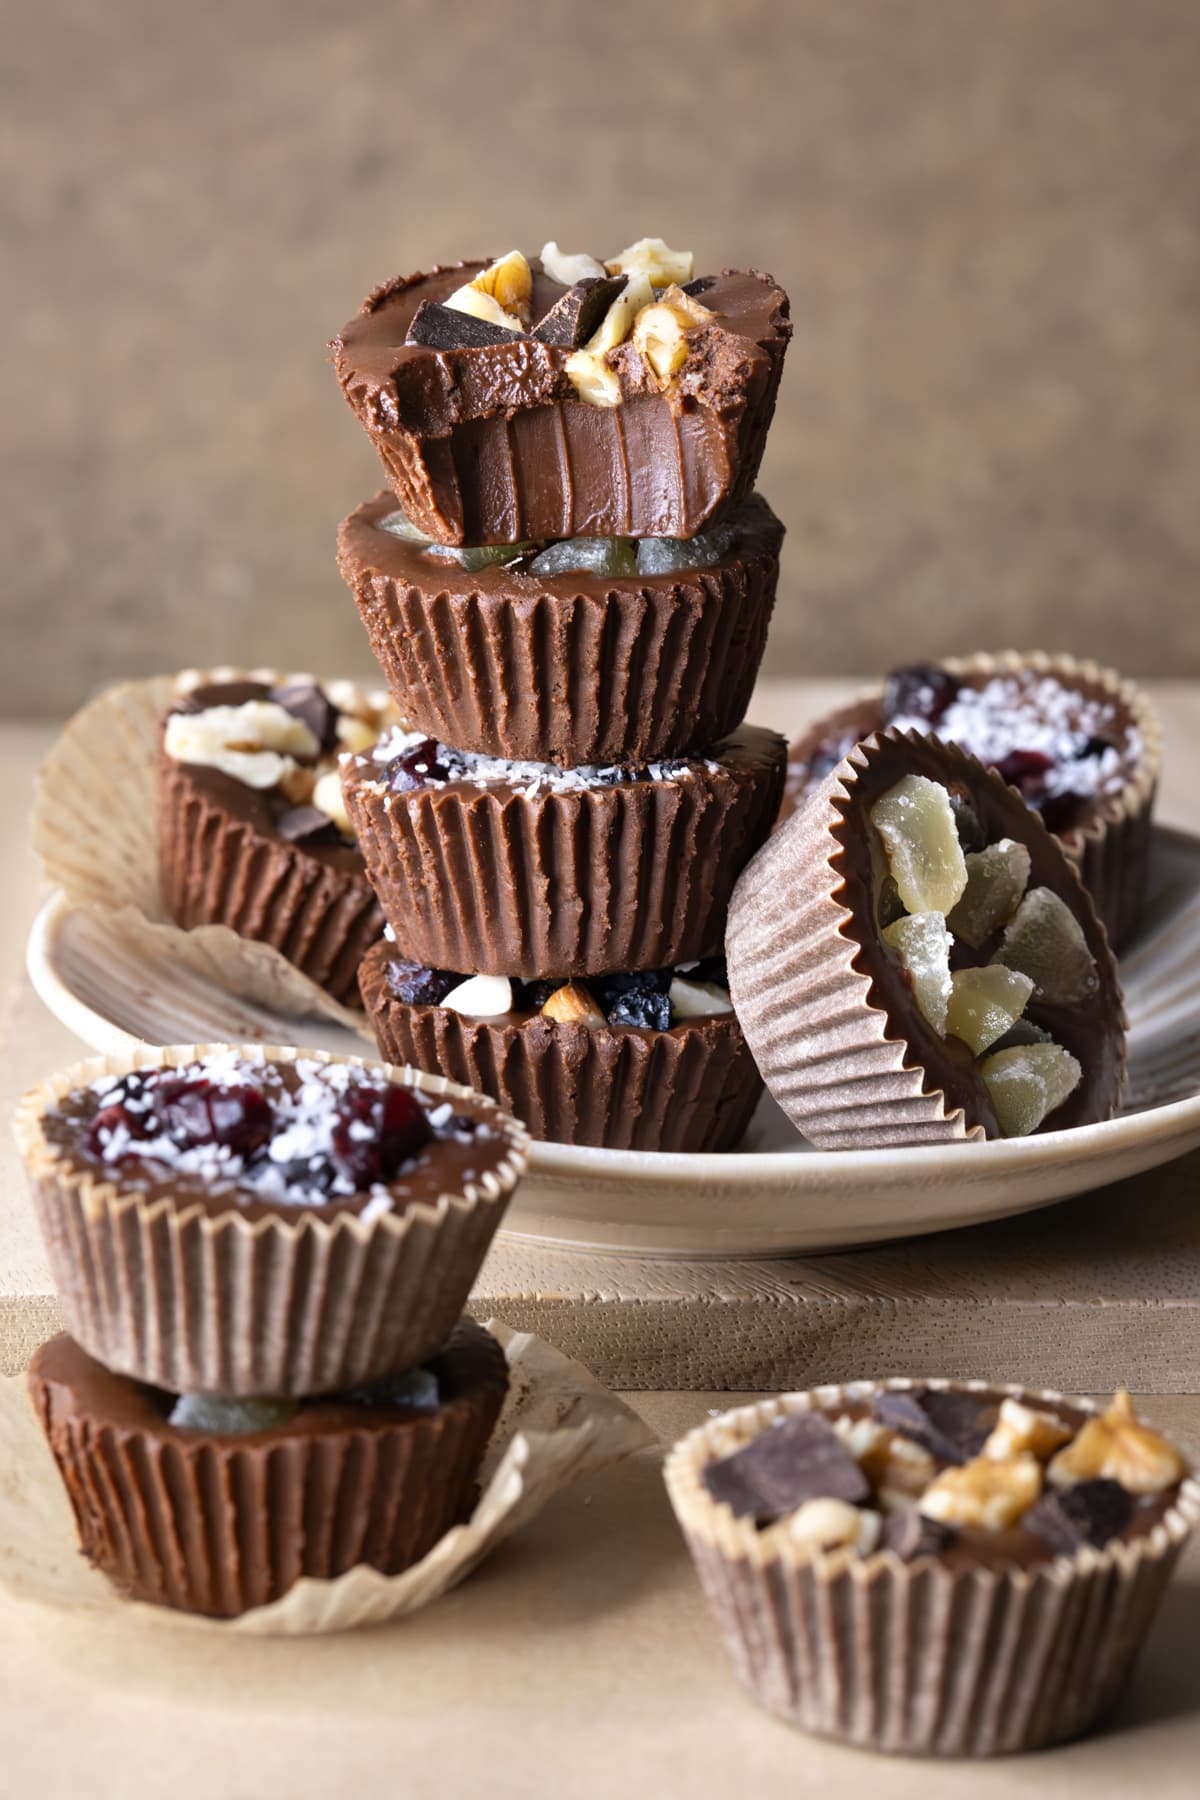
(946, 839, 1032, 948)
(377, 508, 431, 545)
(946, 966, 1035, 1056)
(169, 1394, 298, 1434)
(527, 536, 638, 578)
(994, 887, 1099, 1004)
(979, 1042, 1082, 1137)
(635, 523, 737, 576)
(378, 509, 534, 570)
(341, 1367, 440, 1411)
(882, 911, 954, 1035)
(869, 776, 968, 916)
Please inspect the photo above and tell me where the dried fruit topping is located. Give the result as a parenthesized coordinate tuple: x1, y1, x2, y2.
(330, 1084, 433, 1187)
(945, 966, 1034, 1057)
(600, 969, 673, 1031)
(635, 521, 737, 576)
(604, 237, 695, 286)
(870, 775, 968, 916)
(386, 959, 456, 1007)
(340, 1366, 440, 1411)
(440, 975, 514, 1018)
(1047, 1391, 1188, 1496)
(540, 982, 607, 1028)
(86, 1098, 154, 1159)
(168, 1393, 298, 1434)
(994, 748, 1055, 799)
(882, 911, 954, 1035)
(883, 663, 960, 727)
(919, 1452, 1043, 1531)
(385, 736, 448, 792)
(979, 1042, 1082, 1137)
(994, 887, 1099, 1004)
(156, 1079, 275, 1156)
(982, 1397, 1074, 1462)
(946, 839, 1032, 947)
(527, 536, 638, 579)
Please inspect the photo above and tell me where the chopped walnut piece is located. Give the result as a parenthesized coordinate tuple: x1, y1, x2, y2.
(1047, 1391, 1187, 1496)
(785, 1497, 881, 1555)
(540, 983, 607, 1029)
(982, 1397, 1074, 1463)
(919, 1452, 1042, 1530)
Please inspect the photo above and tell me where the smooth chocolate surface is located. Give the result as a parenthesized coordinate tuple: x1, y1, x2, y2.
(332, 260, 791, 544)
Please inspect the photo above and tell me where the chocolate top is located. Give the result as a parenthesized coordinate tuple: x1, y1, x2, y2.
(333, 261, 790, 438)
(40, 1052, 509, 1224)
(835, 732, 1125, 1137)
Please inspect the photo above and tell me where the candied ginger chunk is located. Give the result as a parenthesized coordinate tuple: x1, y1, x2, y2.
(947, 839, 1032, 947)
(882, 911, 953, 1036)
(995, 887, 1098, 1004)
(979, 1042, 1082, 1137)
(945, 966, 1034, 1056)
(869, 776, 967, 916)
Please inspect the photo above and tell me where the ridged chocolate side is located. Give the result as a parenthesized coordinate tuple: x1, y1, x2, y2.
(29, 1320, 508, 1618)
(359, 942, 763, 1151)
(337, 493, 783, 766)
(666, 1382, 1200, 1757)
(344, 726, 786, 979)
(158, 749, 384, 1005)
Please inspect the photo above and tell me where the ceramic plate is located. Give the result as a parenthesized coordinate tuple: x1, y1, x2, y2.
(27, 827, 1200, 1258)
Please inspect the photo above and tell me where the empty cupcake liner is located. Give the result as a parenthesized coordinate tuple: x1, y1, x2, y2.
(664, 1377, 1200, 1756)
(358, 941, 763, 1151)
(12, 1043, 529, 1398)
(337, 491, 782, 766)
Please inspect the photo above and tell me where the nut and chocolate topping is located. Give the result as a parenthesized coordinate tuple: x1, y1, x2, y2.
(332, 245, 791, 545)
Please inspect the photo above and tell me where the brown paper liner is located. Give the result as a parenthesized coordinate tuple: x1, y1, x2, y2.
(664, 1378, 1200, 1757)
(337, 491, 783, 766)
(781, 653, 1162, 949)
(28, 1319, 508, 1618)
(158, 749, 384, 1007)
(726, 730, 1126, 1150)
(358, 940, 763, 1151)
(12, 1044, 529, 1398)
(343, 725, 786, 980)
(32, 669, 397, 1037)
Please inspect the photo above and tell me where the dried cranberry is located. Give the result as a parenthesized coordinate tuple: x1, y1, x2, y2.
(155, 1080, 274, 1156)
(601, 973, 673, 1031)
(386, 958, 456, 1007)
(806, 736, 854, 783)
(386, 738, 448, 793)
(514, 978, 564, 1011)
(993, 749, 1054, 797)
(86, 1102, 151, 1158)
(883, 664, 960, 727)
(330, 1085, 432, 1188)
(1037, 790, 1088, 835)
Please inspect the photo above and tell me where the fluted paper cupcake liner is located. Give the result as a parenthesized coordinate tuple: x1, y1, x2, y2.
(32, 669, 397, 1038)
(13, 1044, 529, 1397)
(337, 491, 782, 766)
(726, 730, 1125, 1150)
(782, 652, 1162, 949)
(344, 726, 786, 979)
(665, 1378, 1200, 1756)
(358, 941, 763, 1150)
(28, 1319, 508, 1618)
(158, 747, 384, 1006)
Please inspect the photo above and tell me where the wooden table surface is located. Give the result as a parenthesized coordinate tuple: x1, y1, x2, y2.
(4, 679, 1200, 1794)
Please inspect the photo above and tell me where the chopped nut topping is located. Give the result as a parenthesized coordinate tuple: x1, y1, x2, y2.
(311, 768, 353, 838)
(540, 241, 607, 286)
(919, 1452, 1042, 1530)
(784, 1496, 882, 1555)
(605, 236, 695, 286)
(564, 272, 656, 406)
(982, 1397, 1074, 1463)
(335, 713, 380, 755)
(1047, 1391, 1187, 1496)
(440, 974, 515, 1018)
(667, 976, 733, 1019)
(630, 284, 713, 385)
(444, 252, 531, 335)
(164, 701, 319, 790)
(540, 982, 607, 1029)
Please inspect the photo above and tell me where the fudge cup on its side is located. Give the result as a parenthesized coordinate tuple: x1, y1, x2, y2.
(13, 1044, 528, 1397)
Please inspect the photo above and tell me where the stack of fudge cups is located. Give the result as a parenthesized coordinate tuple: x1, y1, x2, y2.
(331, 238, 793, 1151)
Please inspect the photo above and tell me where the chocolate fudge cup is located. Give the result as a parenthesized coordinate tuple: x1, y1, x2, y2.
(664, 1379, 1200, 1756)
(337, 491, 783, 766)
(29, 1318, 507, 1618)
(343, 725, 787, 979)
(782, 653, 1162, 949)
(331, 261, 791, 545)
(727, 729, 1125, 1150)
(158, 671, 391, 1003)
(358, 942, 763, 1151)
(13, 1044, 528, 1397)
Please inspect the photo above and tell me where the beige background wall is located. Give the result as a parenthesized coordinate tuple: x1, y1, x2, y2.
(5, 0, 1199, 716)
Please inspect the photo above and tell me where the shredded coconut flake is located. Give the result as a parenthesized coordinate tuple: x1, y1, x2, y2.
(361, 727, 720, 796)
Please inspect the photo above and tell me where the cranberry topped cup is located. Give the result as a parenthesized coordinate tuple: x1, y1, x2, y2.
(782, 653, 1161, 947)
(29, 1318, 508, 1618)
(727, 729, 1125, 1151)
(342, 723, 786, 979)
(13, 1045, 528, 1396)
(359, 945, 762, 1151)
(665, 1379, 1199, 1756)
(331, 240, 791, 546)
(159, 672, 393, 1002)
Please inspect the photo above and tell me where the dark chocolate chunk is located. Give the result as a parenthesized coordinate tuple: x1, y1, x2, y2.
(1025, 1479, 1134, 1554)
(532, 275, 628, 348)
(681, 276, 716, 297)
(873, 1389, 996, 1465)
(406, 299, 523, 350)
(269, 681, 338, 755)
(702, 1413, 870, 1525)
(385, 958, 456, 1008)
(881, 1509, 957, 1562)
(274, 805, 344, 848)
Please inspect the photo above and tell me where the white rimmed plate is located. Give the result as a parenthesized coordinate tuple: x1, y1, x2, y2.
(26, 827, 1200, 1257)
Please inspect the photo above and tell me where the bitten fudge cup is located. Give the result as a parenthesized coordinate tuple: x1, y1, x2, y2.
(726, 729, 1125, 1151)
(330, 252, 791, 546)
(28, 1319, 508, 1619)
(158, 671, 391, 1004)
(12, 1044, 529, 1398)
(358, 942, 763, 1152)
(782, 653, 1162, 949)
(342, 725, 787, 980)
(664, 1379, 1200, 1757)
(337, 491, 783, 767)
